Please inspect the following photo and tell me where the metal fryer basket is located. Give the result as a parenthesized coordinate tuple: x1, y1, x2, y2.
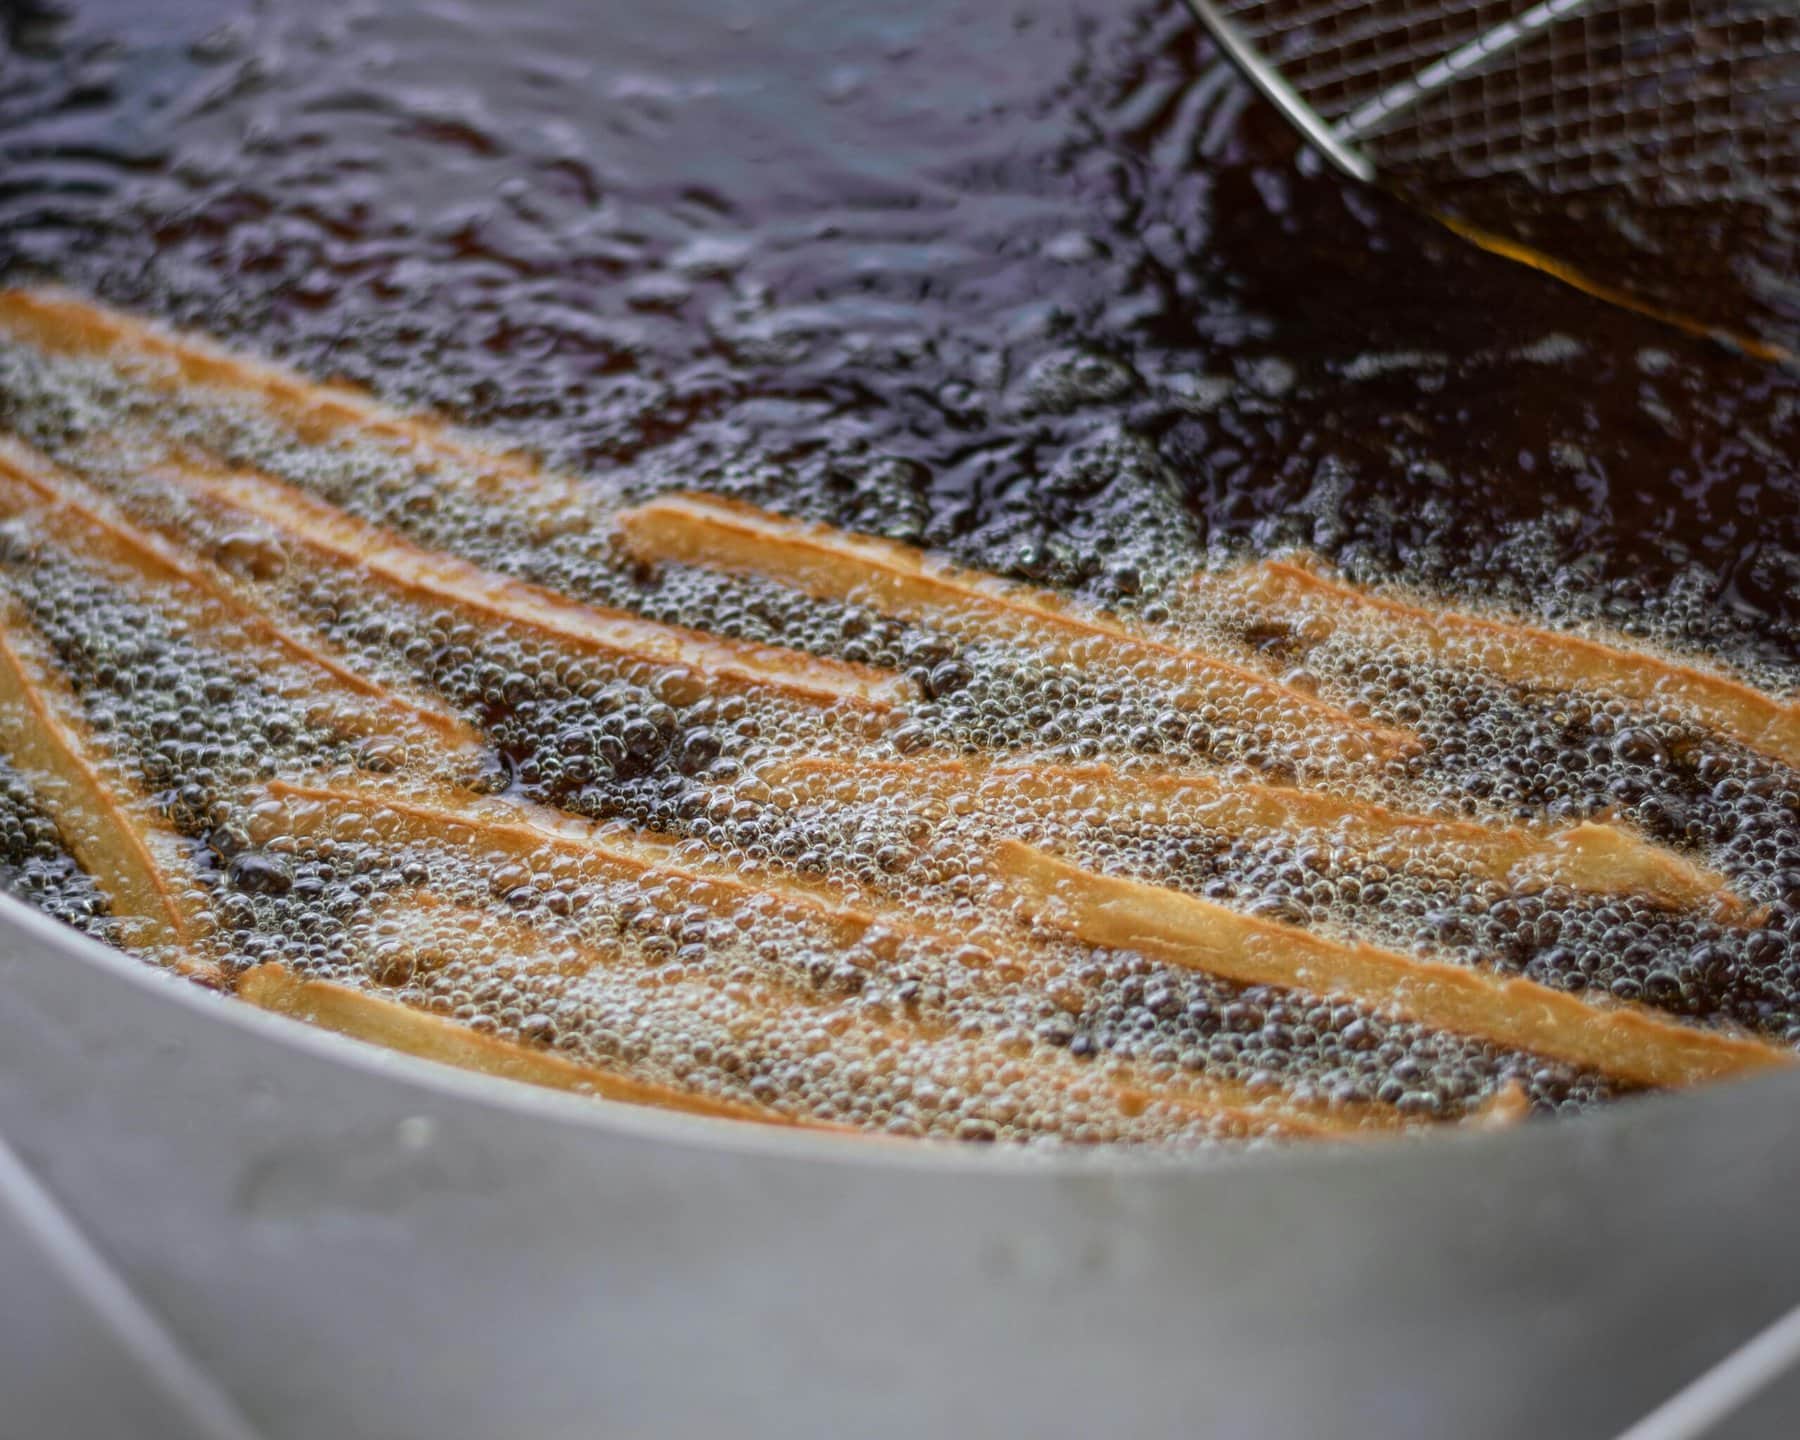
(1194, 0, 1800, 352)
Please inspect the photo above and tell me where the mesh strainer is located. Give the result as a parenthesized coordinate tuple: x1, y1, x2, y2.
(1186, 0, 1800, 358)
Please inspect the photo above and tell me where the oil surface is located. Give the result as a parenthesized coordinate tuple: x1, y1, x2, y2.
(0, 0, 1795, 1146)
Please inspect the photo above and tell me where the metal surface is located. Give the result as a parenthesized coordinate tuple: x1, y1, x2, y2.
(1182, 0, 1377, 180)
(0, 1134, 259, 1440)
(1, 893, 1799, 1438)
(1621, 1302, 1800, 1440)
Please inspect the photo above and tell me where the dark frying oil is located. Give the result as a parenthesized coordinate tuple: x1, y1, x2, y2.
(3, 0, 1795, 647)
(0, 0, 1795, 1140)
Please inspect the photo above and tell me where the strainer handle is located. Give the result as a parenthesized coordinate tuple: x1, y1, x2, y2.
(1181, 0, 1375, 182)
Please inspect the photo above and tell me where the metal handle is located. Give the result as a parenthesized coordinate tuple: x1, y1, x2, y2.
(1180, 0, 1376, 182)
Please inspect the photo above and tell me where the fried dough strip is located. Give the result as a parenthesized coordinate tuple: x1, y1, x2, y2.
(150, 458, 906, 712)
(357, 891, 1307, 1142)
(1195, 556, 1800, 771)
(0, 287, 580, 509)
(265, 776, 961, 961)
(236, 962, 808, 1128)
(615, 493, 1411, 761)
(260, 776, 1388, 1137)
(0, 435, 481, 752)
(997, 840, 1792, 1089)
(765, 755, 1740, 913)
(0, 598, 212, 967)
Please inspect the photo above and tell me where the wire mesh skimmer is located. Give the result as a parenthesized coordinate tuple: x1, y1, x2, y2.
(1185, 0, 1800, 360)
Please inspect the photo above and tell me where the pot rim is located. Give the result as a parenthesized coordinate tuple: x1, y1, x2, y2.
(10, 885, 1781, 1180)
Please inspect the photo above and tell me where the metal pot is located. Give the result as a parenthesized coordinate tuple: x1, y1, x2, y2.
(2, 892, 1797, 1439)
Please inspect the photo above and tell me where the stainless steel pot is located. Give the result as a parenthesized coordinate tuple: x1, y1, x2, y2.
(2, 891, 1797, 1440)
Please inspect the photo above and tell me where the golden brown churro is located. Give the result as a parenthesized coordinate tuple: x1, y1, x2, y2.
(237, 962, 806, 1127)
(0, 435, 481, 752)
(997, 840, 1790, 1089)
(1195, 556, 1800, 771)
(259, 776, 1393, 1138)
(765, 754, 1740, 913)
(264, 774, 960, 961)
(240, 949, 1317, 1142)
(0, 598, 212, 967)
(152, 456, 908, 712)
(615, 493, 1411, 761)
(0, 287, 584, 510)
